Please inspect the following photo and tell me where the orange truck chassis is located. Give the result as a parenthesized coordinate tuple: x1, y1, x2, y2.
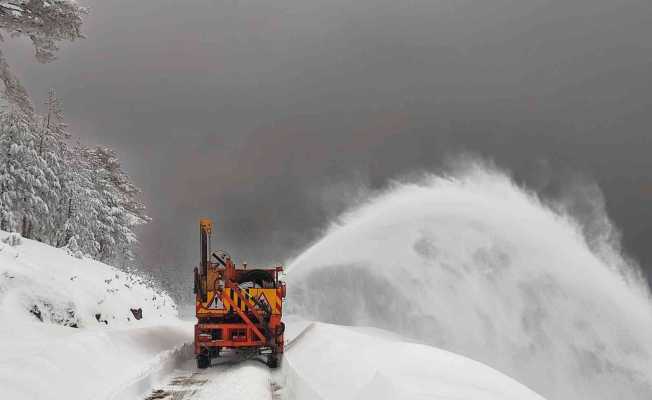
(193, 219, 285, 368)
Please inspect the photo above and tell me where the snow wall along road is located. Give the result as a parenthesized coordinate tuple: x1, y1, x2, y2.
(286, 165, 652, 400)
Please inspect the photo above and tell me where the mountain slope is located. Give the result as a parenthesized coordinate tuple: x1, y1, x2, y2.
(0, 231, 191, 400)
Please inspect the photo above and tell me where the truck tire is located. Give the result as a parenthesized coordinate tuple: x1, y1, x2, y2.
(197, 354, 210, 369)
(276, 322, 285, 336)
(267, 354, 279, 369)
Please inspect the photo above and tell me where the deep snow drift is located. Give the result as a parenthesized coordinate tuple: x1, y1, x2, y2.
(0, 231, 191, 400)
(283, 319, 545, 400)
(287, 165, 652, 400)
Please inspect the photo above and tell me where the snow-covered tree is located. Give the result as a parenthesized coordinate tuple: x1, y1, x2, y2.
(0, 52, 33, 116)
(0, 91, 69, 241)
(34, 89, 69, 243)
(0, 0, 86, 115)
(83, 146, 149, 262)
(39, 88, 68, 153)
(0, 5, 148, 265)
(55, 142, 100, 254)
(0, 92, 150, 264)
(0, 0, 86, 63)
(0, 107, 51, 235)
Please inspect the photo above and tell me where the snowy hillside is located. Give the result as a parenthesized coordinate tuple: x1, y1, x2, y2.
(0, 231, 191, 400)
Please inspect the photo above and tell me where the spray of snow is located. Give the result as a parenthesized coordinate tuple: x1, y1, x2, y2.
(287, 163, 652, 400)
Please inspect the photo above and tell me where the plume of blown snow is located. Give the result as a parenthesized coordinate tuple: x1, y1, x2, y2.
(287, 161, 652, 400)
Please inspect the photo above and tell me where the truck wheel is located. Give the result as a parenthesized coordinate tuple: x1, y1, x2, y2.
(209, 347, 220, 358)
(267, 354, 279, 369)
(197, 354, 210, 369)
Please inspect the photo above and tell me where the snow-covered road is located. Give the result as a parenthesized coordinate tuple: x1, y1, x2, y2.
(143, 360, 279, 400)
(138, 317, 314, 400)
(1, 232, 548, 400)
(139, 316, 546, 400)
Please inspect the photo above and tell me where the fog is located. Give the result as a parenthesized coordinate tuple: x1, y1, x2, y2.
(3, 0, 652, 301)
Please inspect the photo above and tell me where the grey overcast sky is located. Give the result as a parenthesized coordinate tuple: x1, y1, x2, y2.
(3, 0, 652, 299)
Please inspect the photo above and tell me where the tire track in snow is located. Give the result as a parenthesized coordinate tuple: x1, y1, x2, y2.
(144, 371, 208, 400)
(142, 320, 314, 399)
(143, 360, 275, 400)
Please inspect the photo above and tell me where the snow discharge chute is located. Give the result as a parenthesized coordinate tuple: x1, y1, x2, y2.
(286, 165, 652, 400)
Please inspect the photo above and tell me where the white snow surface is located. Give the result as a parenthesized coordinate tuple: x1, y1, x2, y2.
(0, 230, 548, 400)
(0, 231, 192, 400)
(190, 361, 273, 400)
(283, 318, 546, 400)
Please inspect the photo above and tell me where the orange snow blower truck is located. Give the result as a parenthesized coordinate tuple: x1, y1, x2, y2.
(193, 219, 286, 369)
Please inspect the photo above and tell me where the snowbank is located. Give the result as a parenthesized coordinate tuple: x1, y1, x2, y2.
(287, 167, 652, 399)
(284, 320, 546, 400)
(0, 231, 192, 400)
